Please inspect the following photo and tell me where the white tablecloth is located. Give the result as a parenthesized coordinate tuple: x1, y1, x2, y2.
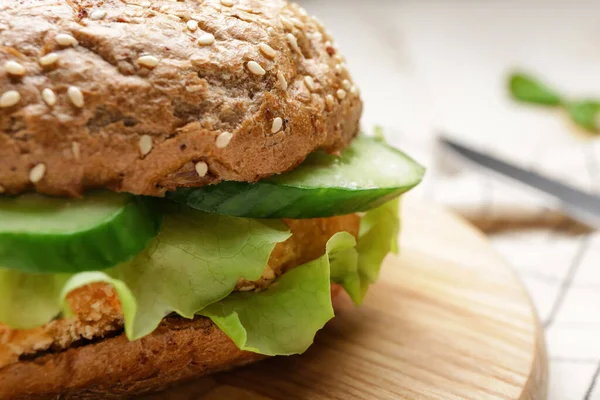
(303, 0, 600, 398)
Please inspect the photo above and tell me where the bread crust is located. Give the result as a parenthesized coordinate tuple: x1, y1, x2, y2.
(0, 316, 264, 399)
(0, 285, 344, 399)
(0, 0, 362, 197)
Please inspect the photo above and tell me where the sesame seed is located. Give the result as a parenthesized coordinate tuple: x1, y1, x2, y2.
(137, 55, 160, 68)
(247, 61, 266, 76)
(55, 33, 78, 47)
(312, 94, 323, 109)
(141, 1, 151, 6)
(277, 71, 288, 90)
(0, 185, 4, 194)
(186, 19, 198, 31)
(39, 53, 59, 66)
(42, 88, 56, 106)
(67, 86, 84, 108)
(342, 79, 352, 91)
(296, 91, 311, 103)
(186, 85, 203, 93)
(5, 61, 25, 76)
(90, 9, 106, 20)
(220, 0, 234, 6)
(280, 16, 294, 31)
(325, 94, 335, 110)
(286, 33, 301, 54)
(334, 64, 344, 74)
(351, 85, 359, 95)
(291, 18, 305, 29)
(195, 161, 208, 177)
(336, 89, 347, 100)
(236, 11, 257, 23)
(197, 33, 215, 46)
(29, 163, 46, 183)
(139, 135, 153, 156)
(298, 7, 308, 16)
(304, 76, 316, 92)
(72, 142, 81, 160)
(271, 117, 283, 134)
(0, 90, 20, 108)
(216, 131, 233, 148)
(258, 43, 277, 59)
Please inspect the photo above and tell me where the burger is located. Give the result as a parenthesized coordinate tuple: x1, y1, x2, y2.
(0, 0, 424, 398)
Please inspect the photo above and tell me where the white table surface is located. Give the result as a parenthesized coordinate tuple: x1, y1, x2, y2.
(302, 0, 600, 398)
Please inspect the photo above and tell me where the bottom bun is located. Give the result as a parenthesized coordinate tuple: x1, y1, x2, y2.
(0, 284, 344, 400)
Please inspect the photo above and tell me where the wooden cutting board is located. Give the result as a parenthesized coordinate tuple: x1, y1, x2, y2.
(158, 202, 548, 400)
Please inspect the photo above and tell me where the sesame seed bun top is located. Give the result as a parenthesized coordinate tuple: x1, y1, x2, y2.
(0, 0, 362, 197)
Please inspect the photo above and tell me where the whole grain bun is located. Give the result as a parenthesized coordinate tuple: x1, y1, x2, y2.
(0, 0, 362, 197)
(0, 284, 344, 400)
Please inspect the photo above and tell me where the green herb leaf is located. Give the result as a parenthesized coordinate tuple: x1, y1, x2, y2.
(508, 73, 562, 106)
(566, 100, 600, 133)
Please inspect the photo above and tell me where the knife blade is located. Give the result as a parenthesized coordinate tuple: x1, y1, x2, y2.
(440, 136, 600, 229)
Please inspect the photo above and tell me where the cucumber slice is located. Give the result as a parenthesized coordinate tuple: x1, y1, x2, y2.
(0, 192, 160, 274)
(167, 135, 425, 218)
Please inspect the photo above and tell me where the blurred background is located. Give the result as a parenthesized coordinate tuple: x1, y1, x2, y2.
(300, 0, 600, 399)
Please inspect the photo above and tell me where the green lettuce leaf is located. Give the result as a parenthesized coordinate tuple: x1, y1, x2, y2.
(198, 198, 400, 356)
(0, 270, 69, 329)
(0, 208, 290, 339)
(330, 198, 400, 304)
(327, 232, 361, 302)
(199, 231, 355, 355)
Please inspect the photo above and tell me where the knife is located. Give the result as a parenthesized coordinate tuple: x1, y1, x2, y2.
(440, 136, 600, 229)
